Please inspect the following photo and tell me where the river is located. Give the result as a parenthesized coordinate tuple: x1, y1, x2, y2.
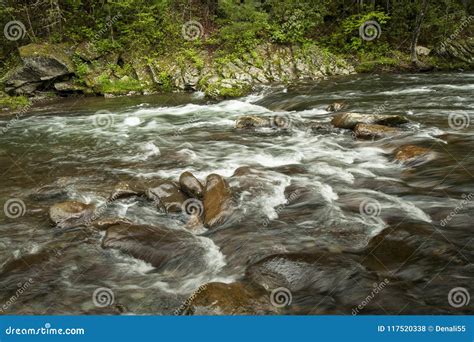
(0, 72, 473, 315)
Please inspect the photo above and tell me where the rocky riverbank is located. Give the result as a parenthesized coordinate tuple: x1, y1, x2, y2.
(1, 38, 473, 112)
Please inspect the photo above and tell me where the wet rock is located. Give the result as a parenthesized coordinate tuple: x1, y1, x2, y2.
(145, 180, 187, 213)
(179, 171, 204, 199)
(101, 223, 207, 273)
(310, 122, 339, 134)
(326, 102, 347, 112)
(177, 282, 274, 315)
(393, 145, 431, 164)
(203, 174, 234, 228)
(353, 123, 400, 140)
(331, 112, 409, 129)
(108, 181, 143, 201)
(92, 217, 133, 231)
(49, 201, 96, 229)
(245, 253, 380, 314)
(235, 116, 271, 129)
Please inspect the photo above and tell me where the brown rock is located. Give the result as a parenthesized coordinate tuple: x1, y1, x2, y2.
(353, 123, 400, 140)
(394, 145, 431, 164)
(331, 112, 409, 129)
(203, 174, 234, 228)
(49, 201, 95, 228)
(235, 116, 271, 129)
(108, 181, 143, 201)
(326, 102, 347, 112)
(176, 282, 274, 315)
(179, 171, 204, 199)
(145, 180, 187, 213)
(92, 217, 133, 230)
(101, 223, 207, 272)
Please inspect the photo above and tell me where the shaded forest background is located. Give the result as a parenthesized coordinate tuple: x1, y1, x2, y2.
(1, 0, 473, 69)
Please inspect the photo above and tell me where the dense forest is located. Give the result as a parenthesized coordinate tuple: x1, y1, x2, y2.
(0, 0, 473, 108)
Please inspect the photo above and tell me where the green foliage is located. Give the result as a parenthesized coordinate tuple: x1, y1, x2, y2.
(327, 11, 391, 54)
(96, 74, 143, 95)
(0, 94, 30, 110)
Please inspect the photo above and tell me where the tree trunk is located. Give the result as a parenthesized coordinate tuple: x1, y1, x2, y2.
(410, 0, 429, 65)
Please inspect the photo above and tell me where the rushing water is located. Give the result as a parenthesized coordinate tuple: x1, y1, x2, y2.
(0, 72, 473, 315)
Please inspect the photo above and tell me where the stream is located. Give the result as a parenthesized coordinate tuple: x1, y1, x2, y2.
(0, 72, 473, 315)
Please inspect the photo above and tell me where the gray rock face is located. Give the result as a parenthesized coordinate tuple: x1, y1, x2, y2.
(4, 44, 74, 95)
(331, 112, 409, 129)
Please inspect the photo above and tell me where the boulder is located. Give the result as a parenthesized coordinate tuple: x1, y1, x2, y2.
(101, 223, 207, 273)
(176, 282, 274, 315)
(235, 116, 271, 129)
(145, 180, 187, 213)
(331, 112, 409, 129)
(203, 174, 234, 228)
(326, 102, 347, 112)
(49, 201, 95, 229)
(393, 145, 431, 164)
(353, 123, 400, 140)
(4, 44, 74, 95)
(108, 181, 144, 201)
(179, 171, 204, 199)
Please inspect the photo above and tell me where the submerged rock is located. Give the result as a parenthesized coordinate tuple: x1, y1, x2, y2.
(176, 282, 274, 315)
(92, 217, 132, 231)
(235, 116, 271, 129)
(145, 180, 187, 213)
(203, 174, 234, 228)
(101, 223, 207, 273)
(179, 171, 204, 199)
(326, 102, 347, 112)
(393, 145, 431, 164)
(353, 123, 400, 140)
(331, 112, 409, 129)
(49, 201, 95, 229)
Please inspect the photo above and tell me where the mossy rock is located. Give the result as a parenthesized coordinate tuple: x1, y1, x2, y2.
(19, 43, 75, 72)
